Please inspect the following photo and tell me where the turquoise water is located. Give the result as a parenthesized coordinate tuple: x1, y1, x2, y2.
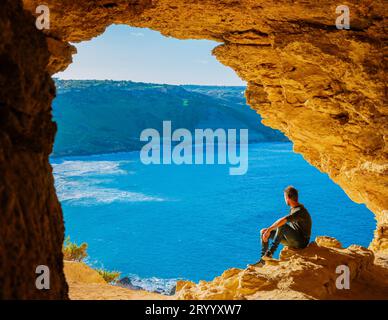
(51, 142, 374, 293)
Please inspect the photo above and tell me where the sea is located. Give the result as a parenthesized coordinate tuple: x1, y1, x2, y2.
(51, 142, 374, 294)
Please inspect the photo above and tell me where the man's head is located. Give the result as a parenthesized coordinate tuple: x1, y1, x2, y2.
(284, 186, 299, 206)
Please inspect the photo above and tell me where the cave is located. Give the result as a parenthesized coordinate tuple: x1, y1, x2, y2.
(0, 0, 386, 299)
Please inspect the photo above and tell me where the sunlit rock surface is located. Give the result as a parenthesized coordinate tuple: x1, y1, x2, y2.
(176, 237, 388, 300)
(64, 261, 170, 300)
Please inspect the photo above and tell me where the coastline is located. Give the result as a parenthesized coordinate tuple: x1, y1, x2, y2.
(64, 261, 172, 300)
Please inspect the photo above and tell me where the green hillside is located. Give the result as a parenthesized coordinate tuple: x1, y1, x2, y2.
(52, 80, 287, 157)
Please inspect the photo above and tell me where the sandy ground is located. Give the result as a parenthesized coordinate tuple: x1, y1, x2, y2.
(64, 261, 173, 300)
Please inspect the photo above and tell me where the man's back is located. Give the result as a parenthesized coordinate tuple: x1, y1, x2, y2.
(286, 204, 312, 242)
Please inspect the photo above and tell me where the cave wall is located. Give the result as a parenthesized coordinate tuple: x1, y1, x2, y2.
(0, 0, 67, 299)
(23, 0, 386, 249)
(0, 0, 385, 299)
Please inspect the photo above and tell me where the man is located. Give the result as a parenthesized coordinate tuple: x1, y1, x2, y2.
(256, 186, 312, 266)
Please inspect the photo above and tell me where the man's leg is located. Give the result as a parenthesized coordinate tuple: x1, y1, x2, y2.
(266, 224, 306, 257)
(260, 228, 276, 257)
(265, 226, 286, 257)
(250, 229, 276, 266)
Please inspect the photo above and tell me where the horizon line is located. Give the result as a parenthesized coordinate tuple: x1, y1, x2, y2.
(53, 77, 247, 88)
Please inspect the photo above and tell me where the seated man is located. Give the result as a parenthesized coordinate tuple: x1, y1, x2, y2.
(256, 186, 312, 266)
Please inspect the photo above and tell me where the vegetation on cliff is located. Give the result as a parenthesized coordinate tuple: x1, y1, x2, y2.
(62, 237, 120, 283)
(52, 80, 287, 157)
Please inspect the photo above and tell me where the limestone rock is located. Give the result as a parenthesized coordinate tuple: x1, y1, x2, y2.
(64, 261, 170, 300)
(116, 277, 143, 291)
(176, 239, 388, 300)
(0, 0, 67, 299)
(46, 37, 77, 74)
(316, 236, 343, 249)
(64, 261, 106, 285)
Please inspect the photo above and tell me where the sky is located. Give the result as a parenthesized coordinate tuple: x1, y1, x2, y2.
(55, 25, 246, 86)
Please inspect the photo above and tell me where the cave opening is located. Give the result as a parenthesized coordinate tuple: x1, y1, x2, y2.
(51, 24, 375, 295)
(2, 0, 386, 300)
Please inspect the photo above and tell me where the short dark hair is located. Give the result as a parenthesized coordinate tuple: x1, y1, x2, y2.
(284, 186, 298, 201)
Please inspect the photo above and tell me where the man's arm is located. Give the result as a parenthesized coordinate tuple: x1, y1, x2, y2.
(268, 216, 288, 231)
(262, 216, 288, 242)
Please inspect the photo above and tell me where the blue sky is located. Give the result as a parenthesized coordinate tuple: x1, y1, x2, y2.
(55, 25, 245, 86)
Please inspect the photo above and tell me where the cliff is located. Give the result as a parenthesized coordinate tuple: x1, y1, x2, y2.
(52, 80, 286, 157)
(64, 237, 388, 300)
(64, 261, 170, 300)
(176, 236, 388, 300)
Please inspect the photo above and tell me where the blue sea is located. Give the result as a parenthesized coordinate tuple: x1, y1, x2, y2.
(51, 142, 375, 294)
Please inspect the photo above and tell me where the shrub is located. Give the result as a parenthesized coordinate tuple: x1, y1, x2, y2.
(63, 236, 88, 262)
(96, 268, 121, 283)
